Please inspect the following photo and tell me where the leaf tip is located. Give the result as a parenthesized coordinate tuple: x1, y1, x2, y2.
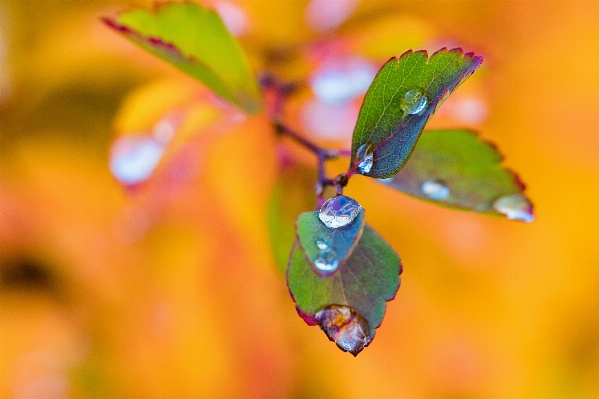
(398, 49, 414, 58)
(315, 305, 373, 356)
(431, 47, 448, 57)
(101, 16, 128, 33)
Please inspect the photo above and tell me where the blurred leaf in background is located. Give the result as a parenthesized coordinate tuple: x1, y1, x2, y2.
(2, 1, 599, 398)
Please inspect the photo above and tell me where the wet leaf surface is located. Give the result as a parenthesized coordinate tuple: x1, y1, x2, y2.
(350, 48, 483, 178)
(287, 224, 401, 355)
(381, 129, 533, 219)
(296, 209, 365, 276)
(103, 2, 262, 113)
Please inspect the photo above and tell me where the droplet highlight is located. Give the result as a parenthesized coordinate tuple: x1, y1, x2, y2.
(401, 89, 428, 115)
(421, 179, 450, 200)
(314, 249, 339, 273)
(316, 236, 330, 250)
(356, 143, 374, 174)
(315, 305, 371, 356)
(110, 135, 165, 185)
(310, 57, 377, 106)
(493, 194, 534, 222)
(318, 195, 361, 229)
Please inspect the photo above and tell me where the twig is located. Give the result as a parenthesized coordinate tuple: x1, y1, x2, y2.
(263, 73, 353, 205)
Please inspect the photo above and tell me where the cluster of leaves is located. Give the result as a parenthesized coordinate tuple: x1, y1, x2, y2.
(104, 1, 533, 356)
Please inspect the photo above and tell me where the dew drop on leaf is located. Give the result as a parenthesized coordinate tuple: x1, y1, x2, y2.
(316, 236, 331, 250)
(318, 195, 362, 229)
(493, 194, 534, 222)
(314, 249, 339, 273)
(421, 179, 450, 200)
(356, 142, 374, 174)
(315, 305, 371, 356)
(401, 89, 428, 115)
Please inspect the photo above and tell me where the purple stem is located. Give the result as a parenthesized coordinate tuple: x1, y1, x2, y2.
(263, 73, 352, 202)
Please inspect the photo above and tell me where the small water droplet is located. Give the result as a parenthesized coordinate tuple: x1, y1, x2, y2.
(315, 305, 371, 356)
(356, 143, 374, 174)
(316, 236, 330, 250)
(378, 177, 393, 184)
(421, 179, 450, 200)
(401, 89, 428, 115)
(318, 195, 361, 229)
(493, 194, 534, 222)
(314, 249, 339, 272)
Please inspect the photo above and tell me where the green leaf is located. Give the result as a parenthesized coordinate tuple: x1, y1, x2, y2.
(350, 48, 483, 178)
(380, 129, 534, 221)
(103, 2, 261, 113)
(267, 163, 316, 273)
(296, 209, 365, 276)
(287, 224, 402, 355)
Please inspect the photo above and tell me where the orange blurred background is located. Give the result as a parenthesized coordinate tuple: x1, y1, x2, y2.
(2, 1, 599, 398)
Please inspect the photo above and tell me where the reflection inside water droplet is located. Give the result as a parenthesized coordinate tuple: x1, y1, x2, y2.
(316, 236, 330, 250)
(314, 249, 339, 272)
(318, 195, 361, 229)
(493, 194, 534, 222)
(356, 143, 374, 174)
(421, 179, 450, 200)
(401, 89, 428, 115)
(315, 305, 371, 356)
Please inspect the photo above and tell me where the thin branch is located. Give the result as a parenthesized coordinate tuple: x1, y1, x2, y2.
(263, 72, 354, 204)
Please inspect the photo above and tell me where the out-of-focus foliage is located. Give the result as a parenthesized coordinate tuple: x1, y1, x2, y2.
(104, 2, 262, 113)
(2, 0, 599, 398)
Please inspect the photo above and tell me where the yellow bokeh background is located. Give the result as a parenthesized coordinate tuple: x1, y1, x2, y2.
(2, 1, 599, 398)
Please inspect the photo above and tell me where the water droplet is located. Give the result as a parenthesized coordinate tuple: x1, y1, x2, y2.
(315, 305, 371, 356)
(378, 177, 394, 184)
(401, 89, 428, 115)
(318, 195, 361, 229)
(316, 236, 330, 250)
(310, 57, 377, 105)
(421, 179, 450, 200)
(493, 194, 534, 222)
(110, 135, 165, 185)
(314, 249, 339, 272)
(356, 143, 374, 174)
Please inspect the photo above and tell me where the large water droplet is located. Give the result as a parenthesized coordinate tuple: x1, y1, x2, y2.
(401, 89, 428, 115)
(314, 249, 339, 273)
(421, 179, 450, 200)
(315, 305, 371, 356)
(318, 195, 361, 229)
(316, 236, 330, 250)
(493, 194, 534, 222)
(356, 143, 374, 174)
